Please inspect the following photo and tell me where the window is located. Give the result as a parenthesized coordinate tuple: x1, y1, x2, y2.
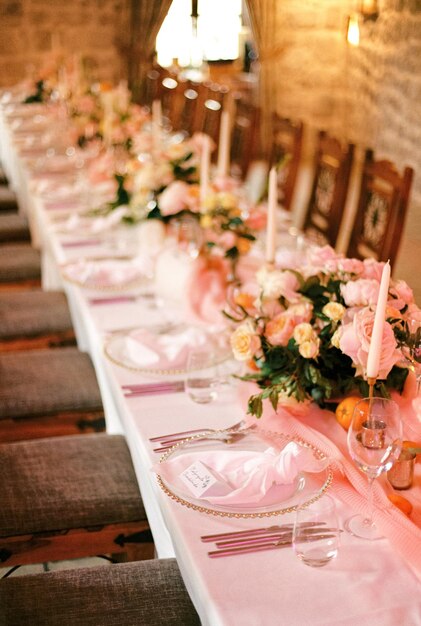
(156, 0, 242, 68)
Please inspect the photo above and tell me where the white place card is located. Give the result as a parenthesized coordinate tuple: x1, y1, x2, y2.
(179, 461, 231, 498)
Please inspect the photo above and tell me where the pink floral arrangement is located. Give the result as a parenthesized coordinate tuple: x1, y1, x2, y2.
(228, 246, 418, 417)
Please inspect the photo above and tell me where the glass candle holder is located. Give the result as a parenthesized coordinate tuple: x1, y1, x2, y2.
(387, 449, 416, 490)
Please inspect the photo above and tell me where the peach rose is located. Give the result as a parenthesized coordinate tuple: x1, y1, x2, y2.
(231, 322, 261, 362)
(293, 322, 314, 345)
(299, 339, 320, 359)
(339, 307, 402, 379)
(322, 302, 346, 321)
(265, 313, 296, 346)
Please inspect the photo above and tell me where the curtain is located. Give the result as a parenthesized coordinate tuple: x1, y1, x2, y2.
(245, 0, 285, 152)
(122, 0, 173, 100)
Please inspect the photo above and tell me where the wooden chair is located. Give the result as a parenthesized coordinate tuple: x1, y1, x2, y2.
(303, 130, 354, 247)
(160, 74, 183, 130)
(230, 97, 260, 179)
(0, 290, 75, 352)
(346, 150, 414, 266)
(0, 346, 105, 442)
(0, 434, 153, 568)
(196, 82, 229, 147)
(269, 114, 304, 211)
(177, 79, 203, 136)
(0, 559, 200, 626)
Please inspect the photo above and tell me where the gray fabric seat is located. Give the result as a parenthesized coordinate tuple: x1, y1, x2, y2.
(0, 559, 201, 626)
(0, 434, 146, 536)
(0, 347, 102, 419)
(0, 290, 73, 340)
(0, 185, 18, 212)
(0, 242, 40, 283)
(0, 212, 30, 242)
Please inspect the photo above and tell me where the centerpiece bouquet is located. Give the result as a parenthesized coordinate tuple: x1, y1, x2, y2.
(228, 246, 417, 417)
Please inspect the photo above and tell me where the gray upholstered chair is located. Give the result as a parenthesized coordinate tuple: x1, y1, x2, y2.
(0, 242, 41, 289)
(0, 185, 18, 212)
(0, 212, 30, 242)
(0, 347, 105, 442)
(0, 290, 75, 352)
(0, 559, 200, 626)
(0, 434, 153, 568)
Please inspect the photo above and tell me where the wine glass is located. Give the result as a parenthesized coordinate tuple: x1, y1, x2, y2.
(345, 397, 402, 540)
(404, 311, 421, 394)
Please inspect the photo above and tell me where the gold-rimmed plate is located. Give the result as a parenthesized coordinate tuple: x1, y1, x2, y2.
(60, 257, 149, 291)
(104, 324, 231, 376)
(156, 428, 333, 518)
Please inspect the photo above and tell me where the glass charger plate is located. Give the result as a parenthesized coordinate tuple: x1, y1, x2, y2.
(60, 257, 149, 291)
(104, 324, 231, 376)
(156, 428, 334, 518)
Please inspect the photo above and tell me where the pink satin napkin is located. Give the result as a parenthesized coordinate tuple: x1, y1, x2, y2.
(155, 442, 327, 506)
(125, 327, 208, 370)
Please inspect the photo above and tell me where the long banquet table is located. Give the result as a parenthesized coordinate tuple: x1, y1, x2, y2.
(2, 101, 421, 626)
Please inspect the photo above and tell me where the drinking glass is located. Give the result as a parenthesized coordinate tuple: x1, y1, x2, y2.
(185, 349, 219, 404)
(345, 397, 402, 540)
(172, 216, 202, 259)
(292, 496, 340, 567)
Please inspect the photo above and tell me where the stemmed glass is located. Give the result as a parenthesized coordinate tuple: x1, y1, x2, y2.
(345, 397, 402, 540)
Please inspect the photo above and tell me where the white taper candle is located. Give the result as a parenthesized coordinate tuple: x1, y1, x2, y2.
(200, 134, 211, 205)
(217, 110, 231, 178)
(152, 99, 162, 155)
(366, 260, 391, 379)
(266, 166, 278, 264)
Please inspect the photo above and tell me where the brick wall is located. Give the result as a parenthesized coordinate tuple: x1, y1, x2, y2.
(0, 0, 129, 86)
(258, 0, 421, 301)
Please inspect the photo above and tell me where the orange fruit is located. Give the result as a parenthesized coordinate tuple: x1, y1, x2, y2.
(335, 396, 368, 431)
(402, 440, 421, 462)
(387, 493, 413, 517)
(246, 359, 260, 372)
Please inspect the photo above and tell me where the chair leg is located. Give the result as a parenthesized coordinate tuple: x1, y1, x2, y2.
(0, 279, 41, 291)
(0, 330, 76, 353)
(0, 410, 106, 443)
(0, 521, 153, 567)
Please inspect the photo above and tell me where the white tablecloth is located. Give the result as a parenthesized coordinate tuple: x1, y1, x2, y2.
(2, 101, 421, 626)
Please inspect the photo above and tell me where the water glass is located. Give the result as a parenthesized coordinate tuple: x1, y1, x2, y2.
(292, 496, 340, 568)
(185, 349, 218, 404)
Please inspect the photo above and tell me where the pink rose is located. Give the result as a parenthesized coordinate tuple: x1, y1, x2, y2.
(212, 175, 240, 192)
(337, 258, 364, 275)
(158, 181, 194, 216)
(307, 245, 339, 272)
(77, 95, 96, 114)
(361, 258, 385, 281)
(339, 307, 402, 379)
(340, 279, 380, 307)
(188, 132, 216, 155)
(389, 280, 414, 310)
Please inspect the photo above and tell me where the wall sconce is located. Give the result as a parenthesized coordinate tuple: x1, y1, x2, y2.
(359, 0, 378, 20)
(346, 0, 378, 46)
